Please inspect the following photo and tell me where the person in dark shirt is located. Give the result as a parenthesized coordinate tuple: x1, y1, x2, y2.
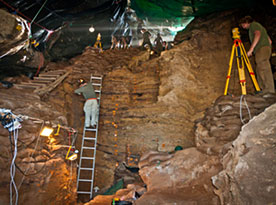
(154, 33, 163, 55)
(239, 16, 274, 93)
(141, 28, 152, 50)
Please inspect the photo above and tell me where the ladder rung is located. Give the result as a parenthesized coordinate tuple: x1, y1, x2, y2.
(82, 146, 95, 150)
(33, 77, 56, 81)
(78, 177, 93, 181)
(92, 83, 101, 86)
(80, 167, 94, 171)
(31, 80, 50, 84)
(81, 157, 95, 160)
(38, 74, 60, 77)
(19, 82, 45, 87)
(40, 70, 65, 75)
(83, 137, 96, 140)
(91, 76, 102, 80)
(77, 191, 92, 194)
(15, 84, 39, 89)
(84, 128, 97, 131)
(95, 90, 101, 93)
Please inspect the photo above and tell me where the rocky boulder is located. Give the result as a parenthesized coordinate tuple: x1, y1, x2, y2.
(195, 93, 276, 155)
(138, 149, 221, 192)
(0, 87, 76, 205)
(133, 149, 221, 204)
(212, 103, 276, 205)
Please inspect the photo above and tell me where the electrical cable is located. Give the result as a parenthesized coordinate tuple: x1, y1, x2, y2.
(8, 121, 46, 205)
(1, 109, 78, 196)
(34, 52, 44, 77)
(9, 120, 19, 205)
(68, 132, 71, 148)
(16, 121, 44, 192)
(69, 161, 73, 185)
(239, 95, 252, 125)
(8, 134, 44, 177)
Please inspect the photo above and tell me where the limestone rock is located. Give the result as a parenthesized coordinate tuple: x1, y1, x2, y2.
(139, 148, 221, 191)
(195, 94, 276, 155)
(212, 103, 276, 205)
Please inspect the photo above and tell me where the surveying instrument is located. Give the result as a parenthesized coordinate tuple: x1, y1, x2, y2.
(224, 27, 260, 95)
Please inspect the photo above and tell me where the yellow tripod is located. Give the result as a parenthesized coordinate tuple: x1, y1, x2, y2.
(224, 28, 260, 95)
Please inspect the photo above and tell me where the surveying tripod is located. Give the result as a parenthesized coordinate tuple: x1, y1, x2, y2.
(224, 28, 260, 95)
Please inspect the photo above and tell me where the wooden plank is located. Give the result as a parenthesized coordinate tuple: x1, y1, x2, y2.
(14, 84, 38, 89)
(20, 82, 45, 87)
(33, 77, 56, 81)
(48, 71, 65, 74)
(34, 69, 72, 96)
(38, 74, 61, 77)
(41, 70, 65, 75)
(31, 80, 52, 84)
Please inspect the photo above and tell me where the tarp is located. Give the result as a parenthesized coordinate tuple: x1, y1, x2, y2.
(103, 179, 124, 195)
(131, 0, 260, 20)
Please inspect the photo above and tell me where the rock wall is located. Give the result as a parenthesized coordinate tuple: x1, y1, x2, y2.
(212, 103, 276, 205)
(1, 7, 275, 204)
(0, 9, 29, 57)
(87, 148, 221, 205)
(39, 10, 268, 193)
(195, 94, 276, 155)
(0, 88, 76, 205)
(0, 9, 43, 79)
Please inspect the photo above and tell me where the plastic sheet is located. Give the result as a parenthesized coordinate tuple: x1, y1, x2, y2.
(131, 0, 260, 19)
(1, 0, 193, 57)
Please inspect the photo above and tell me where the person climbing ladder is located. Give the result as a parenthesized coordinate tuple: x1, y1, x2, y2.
(74, 79, 98, 128)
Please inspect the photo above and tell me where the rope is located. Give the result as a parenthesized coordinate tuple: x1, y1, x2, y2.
(30, 0, 48, 26)
(239, 95, 252, 125)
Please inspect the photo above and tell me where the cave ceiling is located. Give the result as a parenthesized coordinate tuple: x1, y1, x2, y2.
(0, 0, 271, 45)
(0, 0, 268, 30)
(0, 0, 274, 67)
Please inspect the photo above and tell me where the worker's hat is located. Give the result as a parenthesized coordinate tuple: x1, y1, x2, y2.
(78, 79, 85, 85)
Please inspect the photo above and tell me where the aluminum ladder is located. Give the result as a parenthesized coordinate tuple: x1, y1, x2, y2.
(77, 75, 103, 200)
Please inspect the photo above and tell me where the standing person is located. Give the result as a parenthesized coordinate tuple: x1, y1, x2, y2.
(94, 33, 103, 52)
(141, 28, 152, 50)
(74, 79, 98, 128)
(239, 16, 275, 93)
(125, 36, 132, 48)
(121, 36, 128, 49)
(154, 33, 163, 55)
(110, 35, 118, 50)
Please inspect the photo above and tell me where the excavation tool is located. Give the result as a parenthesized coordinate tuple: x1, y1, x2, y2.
(77, 75, 103, 200)
(224, 27, 260, 95)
